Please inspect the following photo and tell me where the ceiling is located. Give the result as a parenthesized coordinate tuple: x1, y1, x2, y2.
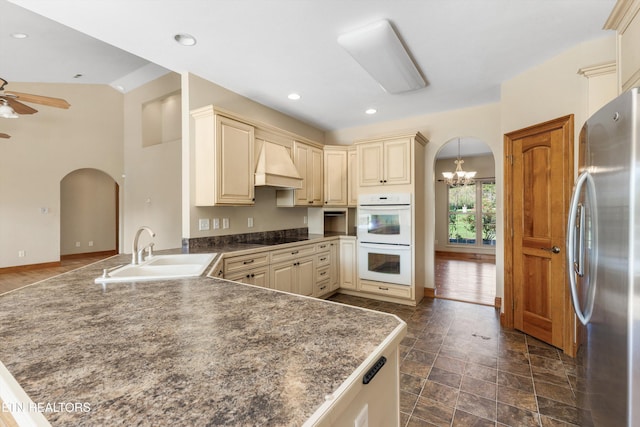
(2, 0, 616, 134)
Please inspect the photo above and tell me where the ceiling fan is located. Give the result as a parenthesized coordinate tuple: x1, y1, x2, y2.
(1, 77, 71, 139)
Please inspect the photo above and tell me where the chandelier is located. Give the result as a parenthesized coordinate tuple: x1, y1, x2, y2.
(442, 138, 476, 186)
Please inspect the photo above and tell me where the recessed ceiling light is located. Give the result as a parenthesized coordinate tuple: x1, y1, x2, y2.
(10, 33, 28, 39)
(365, 108, 377, 115)
(287, 93, 301, 100)
(174, 33, 197, 46)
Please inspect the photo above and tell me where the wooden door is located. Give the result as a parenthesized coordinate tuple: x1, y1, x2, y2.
(215, 115, 255, 205)
(309, 146, 324, 206)
(347, 149, 358, 206)
(504, 115, 574, 350)
(270, 262, 295, 293)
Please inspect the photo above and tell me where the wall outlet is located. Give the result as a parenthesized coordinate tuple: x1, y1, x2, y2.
(248, 217, 254, 228)
(75, 241, 81, 247)
(18, 250, 26, 258)
(303, 215, 308, 224)
(222, 218, 230, 229)
(198, 218, 210, 231)
(88, 241, 94, 247)
(213, 218, 220, 229)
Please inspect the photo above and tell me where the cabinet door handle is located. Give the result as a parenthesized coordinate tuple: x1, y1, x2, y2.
(251, 273, 255, 278)
(320, 257, 327, 261)
(243, 259, 255, 265)
(308, 201, 313, 204)
(320, 271, 327, 276)
(291, 250, 299, 255)
(378, 286, 389, 291)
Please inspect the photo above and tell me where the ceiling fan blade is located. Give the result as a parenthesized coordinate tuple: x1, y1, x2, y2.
(5, 91, 70, 109)
(0, 133, 10, 139)
(5, 98, 38, 115)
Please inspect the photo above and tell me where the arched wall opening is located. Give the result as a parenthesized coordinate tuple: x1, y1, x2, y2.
(432, 137, 497, 306)
(60, 168, 119, 258)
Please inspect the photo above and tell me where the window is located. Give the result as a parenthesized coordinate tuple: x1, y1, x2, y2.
(447, 180, 496, 246)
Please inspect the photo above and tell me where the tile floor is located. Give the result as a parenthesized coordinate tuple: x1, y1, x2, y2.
(329, 294, 591, 427)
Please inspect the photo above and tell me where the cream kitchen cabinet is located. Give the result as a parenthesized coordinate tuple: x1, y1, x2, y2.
(356, 137, 411, 187)
(276, 141, 324, 207)
(339, 237, 357, 291)
(606, 0, 640, 92)
(226, 267, 270, 288)
(191, 106, 255, 206)
(323, 147, 348, 206)
(347, 147, 358, 207)
(315, 240, 338, 295)
(270, 257, 315, 296)
(294, 141, 323, 206)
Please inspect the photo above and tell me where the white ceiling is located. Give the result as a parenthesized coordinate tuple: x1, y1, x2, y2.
(2, 0, 616, 133)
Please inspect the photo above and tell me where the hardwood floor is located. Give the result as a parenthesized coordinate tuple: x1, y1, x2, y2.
(0, 253, 113, 295)
(434, 251, 496, 307)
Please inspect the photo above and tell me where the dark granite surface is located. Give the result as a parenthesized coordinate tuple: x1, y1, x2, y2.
(0, 253, 403, 426)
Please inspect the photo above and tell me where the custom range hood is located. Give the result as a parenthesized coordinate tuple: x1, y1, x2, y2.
(254, 141, 303, 189)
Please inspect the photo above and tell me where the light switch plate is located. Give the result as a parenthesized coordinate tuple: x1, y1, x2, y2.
(222, 218, 230, 229)
(213, 218, 220, 229)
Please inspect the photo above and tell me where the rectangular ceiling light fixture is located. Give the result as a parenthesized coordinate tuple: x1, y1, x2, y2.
(338, 19, 426, 94)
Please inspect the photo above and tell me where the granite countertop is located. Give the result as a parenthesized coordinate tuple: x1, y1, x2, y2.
(0, 254, 404, 426)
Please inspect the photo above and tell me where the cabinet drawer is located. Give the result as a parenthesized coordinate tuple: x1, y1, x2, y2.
(314, 278, 331, 297)
(360, 281, 411, 299)
(316, 266, 330, 282)
(270, 244, 315, 263)
(316, 252, 330, 266)
(315, 241, 332, 252)
(224, 252, 269, 274)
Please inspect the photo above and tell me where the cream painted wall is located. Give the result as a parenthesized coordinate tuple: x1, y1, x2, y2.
(434, 153, 496, 254)
(501, 36, 616, 154)
(0, 83, 123, 268)
(60, 168, 117, 255)
(122, 73, 183, 252)
(182, 73, 325, 240)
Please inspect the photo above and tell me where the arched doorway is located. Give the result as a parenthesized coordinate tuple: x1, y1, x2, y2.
(60, 168, 118, 259)
(433, 137, 497, 306)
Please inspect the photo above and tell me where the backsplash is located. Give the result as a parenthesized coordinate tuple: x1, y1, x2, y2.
(182, 228, 309, 251)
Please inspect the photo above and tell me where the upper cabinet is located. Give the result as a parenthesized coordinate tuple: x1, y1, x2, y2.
(347, 148, 358, 207)
(277, 141, 324, 207)
(357, 135, 426, 188)
(192, 106, 255, 206)
(605, 0, 640, 92)
(295, 142, 324, 206)
(323, 147, 348, 206)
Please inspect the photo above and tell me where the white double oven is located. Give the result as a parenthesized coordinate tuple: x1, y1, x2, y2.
(357, 193, 412, 286)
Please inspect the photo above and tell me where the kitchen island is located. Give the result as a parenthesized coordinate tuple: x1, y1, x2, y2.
(0, 254, 405, 426)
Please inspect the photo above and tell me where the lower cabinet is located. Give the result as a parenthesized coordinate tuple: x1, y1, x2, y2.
(339, 238, 357, 290)
(222, 237, 345, 299)
(226, 267, 270, 288)
(270, 257, 315, 296)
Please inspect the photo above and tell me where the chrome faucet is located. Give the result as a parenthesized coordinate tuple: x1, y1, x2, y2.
(132, 226, 155, 265)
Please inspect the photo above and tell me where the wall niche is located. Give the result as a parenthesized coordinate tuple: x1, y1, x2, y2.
(142, 90, 181, 147)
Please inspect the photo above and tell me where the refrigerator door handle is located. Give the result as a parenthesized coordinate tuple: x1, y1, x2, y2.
(567, 171, 597, 326)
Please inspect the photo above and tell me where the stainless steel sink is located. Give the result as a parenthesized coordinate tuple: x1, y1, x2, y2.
(95, 253, 217, 283)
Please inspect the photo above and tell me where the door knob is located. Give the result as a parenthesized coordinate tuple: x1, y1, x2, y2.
(541, 246, 561, 254)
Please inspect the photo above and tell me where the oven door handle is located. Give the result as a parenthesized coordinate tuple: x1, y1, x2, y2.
(359, 242, 411, 251)
(358, 205, 410, 211)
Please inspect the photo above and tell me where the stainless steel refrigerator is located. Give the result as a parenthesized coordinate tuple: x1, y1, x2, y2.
(567, 87, 639, 426)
